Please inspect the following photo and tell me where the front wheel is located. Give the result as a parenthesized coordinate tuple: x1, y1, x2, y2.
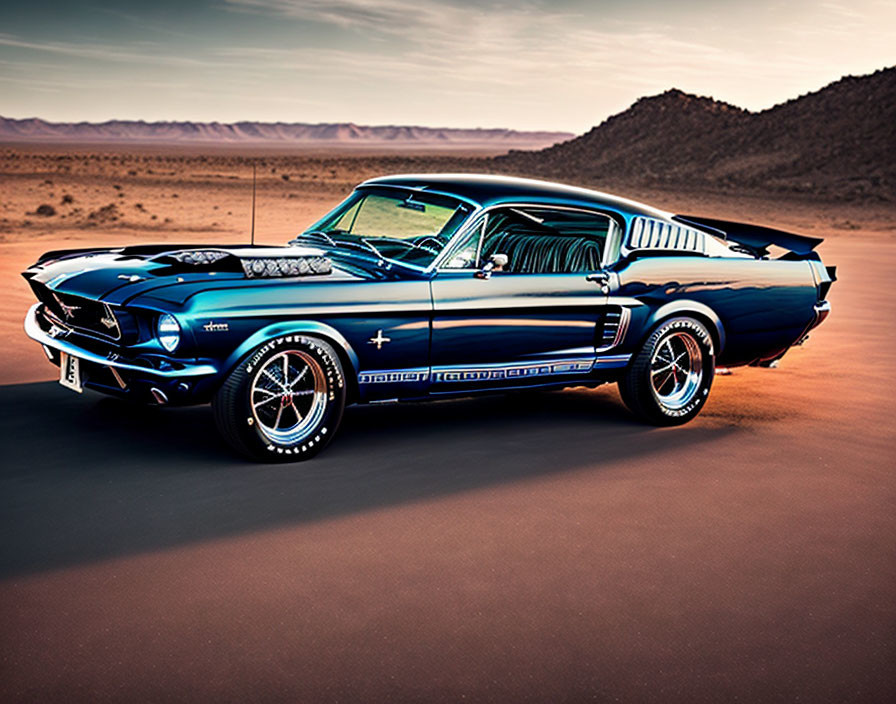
(213, 335, 346, 461)
(618, 317, 715, 425)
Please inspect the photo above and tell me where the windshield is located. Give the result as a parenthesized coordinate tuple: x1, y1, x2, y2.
(293, 186, 472, 268)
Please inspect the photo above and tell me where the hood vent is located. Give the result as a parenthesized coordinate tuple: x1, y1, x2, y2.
(241, 256, 332, 278)
(168, 250, 230, 266)
(152, 248, 333, 279)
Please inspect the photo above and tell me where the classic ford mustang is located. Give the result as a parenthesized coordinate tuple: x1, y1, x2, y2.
(23, 174, 835, 461)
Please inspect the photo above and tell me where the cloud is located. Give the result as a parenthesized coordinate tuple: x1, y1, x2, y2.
(0, 34, 214, 68)
(224, 0, 470, 34)
(1, 1, 893, 129)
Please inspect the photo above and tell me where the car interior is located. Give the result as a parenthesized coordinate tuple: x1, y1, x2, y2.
(476, 208, 610, 274)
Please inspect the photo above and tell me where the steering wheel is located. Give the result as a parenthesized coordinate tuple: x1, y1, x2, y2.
(411, 236, 446, 255)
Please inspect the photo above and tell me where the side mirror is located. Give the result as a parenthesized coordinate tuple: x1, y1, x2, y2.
(475, 253, 508, 279)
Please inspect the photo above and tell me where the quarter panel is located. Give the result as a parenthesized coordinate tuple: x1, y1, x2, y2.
(614, 255, 818, 365)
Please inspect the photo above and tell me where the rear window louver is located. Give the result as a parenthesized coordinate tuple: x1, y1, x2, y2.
(628, 217, 706, 253)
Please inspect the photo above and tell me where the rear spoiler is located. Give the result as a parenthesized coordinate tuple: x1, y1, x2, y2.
(673, 215, 823, 256)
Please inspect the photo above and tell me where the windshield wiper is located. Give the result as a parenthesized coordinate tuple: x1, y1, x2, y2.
(358, 238, 385, 258)
(324, 237, 384, 260)
(289, 229, 384, 259)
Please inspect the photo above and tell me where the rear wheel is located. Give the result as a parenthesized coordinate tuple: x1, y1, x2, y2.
(618, 317, 715, 425)
(213, 335, 346, 461)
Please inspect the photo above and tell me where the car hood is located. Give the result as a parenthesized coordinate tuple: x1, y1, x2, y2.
(22, 243, 395, 306)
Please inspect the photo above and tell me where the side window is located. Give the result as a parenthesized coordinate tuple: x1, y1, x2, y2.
(444, 207, 611, 273)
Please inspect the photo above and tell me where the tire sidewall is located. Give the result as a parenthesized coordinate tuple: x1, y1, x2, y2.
(637, 317, 715, 424)
(234, 335, 345, 460)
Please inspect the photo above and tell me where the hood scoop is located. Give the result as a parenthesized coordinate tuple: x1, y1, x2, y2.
(240, 255, 332, 278)
(152, 248, 333, 279)
(167, 250, 231, 266)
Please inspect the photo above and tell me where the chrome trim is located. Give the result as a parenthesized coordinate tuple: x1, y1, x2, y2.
(24, 304, 217, 378)
(150, 387, 169, 404)
(358, 353, 633, 386)
(596, 306, 631, 352)
(358, 368, 429, 385)
(593, 354, 631, 366)
(432, 358, 594, 383)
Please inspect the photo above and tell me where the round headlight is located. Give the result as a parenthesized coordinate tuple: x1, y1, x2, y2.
(157, 313, 181, 352)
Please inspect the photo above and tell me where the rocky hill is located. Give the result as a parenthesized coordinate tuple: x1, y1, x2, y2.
(0, 116, 571, 149)
(497, 67, 895, 201)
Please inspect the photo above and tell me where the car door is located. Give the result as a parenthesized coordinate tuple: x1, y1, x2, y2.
(429, 205, 618, 392)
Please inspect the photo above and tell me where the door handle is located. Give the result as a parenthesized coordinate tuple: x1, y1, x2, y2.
(585, 271, 610, 293)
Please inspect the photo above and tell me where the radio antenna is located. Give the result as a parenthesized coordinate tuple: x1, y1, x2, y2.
(250, 161, 257, 246)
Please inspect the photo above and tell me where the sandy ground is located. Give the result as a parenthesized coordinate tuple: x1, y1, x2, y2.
(0, 147, 894, 702)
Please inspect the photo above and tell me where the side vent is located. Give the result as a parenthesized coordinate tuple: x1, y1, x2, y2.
(597, 306, 631, 351)
(628, 217, 706, 253)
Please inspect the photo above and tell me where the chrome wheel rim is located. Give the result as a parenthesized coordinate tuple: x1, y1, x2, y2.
(650, 332, 703, 410)
(250, 350, 328, 445)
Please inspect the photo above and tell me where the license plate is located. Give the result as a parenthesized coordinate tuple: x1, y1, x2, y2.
(59, 351, 83, 393)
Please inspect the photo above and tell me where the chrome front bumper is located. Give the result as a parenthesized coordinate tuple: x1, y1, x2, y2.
(24, 303, 217, 378)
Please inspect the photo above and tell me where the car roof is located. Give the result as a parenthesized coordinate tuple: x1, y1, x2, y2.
(359, 173, 672, 220)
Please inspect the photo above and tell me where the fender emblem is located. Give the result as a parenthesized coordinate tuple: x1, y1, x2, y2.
(203, 321, 229, 332)
(368, 329, 391, 350)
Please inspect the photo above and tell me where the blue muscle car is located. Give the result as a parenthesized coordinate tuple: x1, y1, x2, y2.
(23, 175, 835, 461)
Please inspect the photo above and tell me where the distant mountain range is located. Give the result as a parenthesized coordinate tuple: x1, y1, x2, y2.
(498, 67, 895, 201)
(0, 116, 572, 148)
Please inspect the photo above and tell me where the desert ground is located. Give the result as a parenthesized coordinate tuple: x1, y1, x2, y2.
(0, 145, 894, 702)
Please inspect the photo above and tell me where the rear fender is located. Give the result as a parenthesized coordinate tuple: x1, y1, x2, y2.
(643, 300, 725, 356)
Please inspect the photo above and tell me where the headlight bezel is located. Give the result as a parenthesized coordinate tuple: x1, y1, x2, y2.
(156, 313, 181, 352)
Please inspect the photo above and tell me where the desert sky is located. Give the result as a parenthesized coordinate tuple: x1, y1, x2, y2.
(2, 0, 894, 131)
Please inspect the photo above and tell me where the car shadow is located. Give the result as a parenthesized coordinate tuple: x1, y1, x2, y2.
(0, 381, 738, 578)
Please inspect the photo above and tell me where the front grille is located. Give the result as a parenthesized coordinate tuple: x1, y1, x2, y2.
(31, 282, 136, 343)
